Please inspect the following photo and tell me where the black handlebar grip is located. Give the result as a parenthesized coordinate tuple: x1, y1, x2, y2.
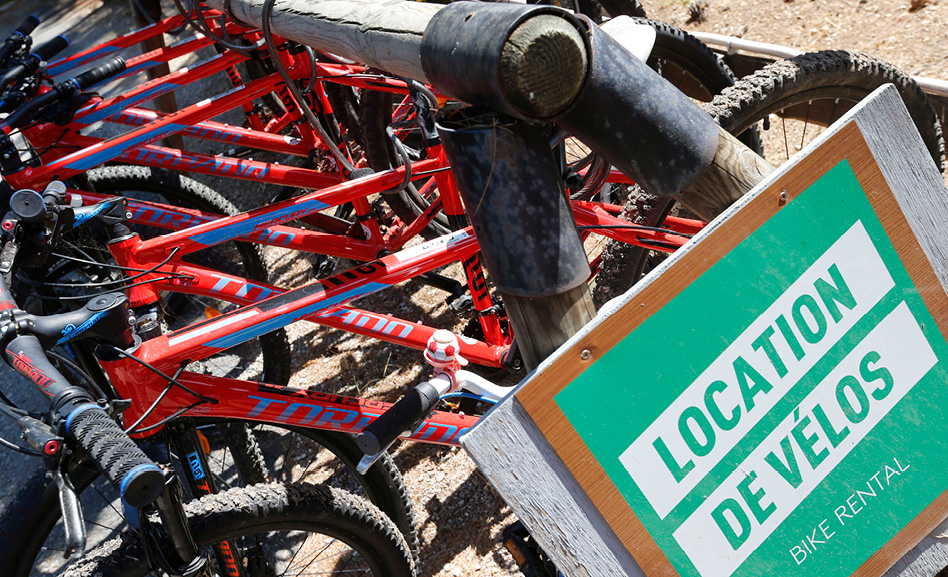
(14, 16, 40, 37)
(66, 405, 164, 508)
(0, 16, 39, 66)
(72, 56, 126, 90)
(3, 86, 62, 130)
(357, 381, 442, 455)
(31, 35, 68, 63)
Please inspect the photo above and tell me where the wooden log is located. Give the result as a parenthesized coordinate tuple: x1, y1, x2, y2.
(502, 286, 597, 371)
(674, 126, 776, 221)
(208, 0, 587, 119)
(206, 0, 439, 80)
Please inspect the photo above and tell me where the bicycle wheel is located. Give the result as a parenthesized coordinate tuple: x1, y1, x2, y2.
(58, 482, 415, 577)
(216, 423, 420, 562)
(0, 423, 417, 577)
(705, 50, 944, 170)
(594, 50, 946, 307)
(84, 164, 291, 386)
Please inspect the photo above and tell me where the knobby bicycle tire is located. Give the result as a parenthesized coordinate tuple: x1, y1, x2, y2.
(234, 423, 420, 564)
(594, 50, 946, 308)
(705, 50, 944, 171)
(58, 482, 415, 577)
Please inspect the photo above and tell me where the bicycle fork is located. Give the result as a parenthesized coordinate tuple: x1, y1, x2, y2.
(161, 420, 251, 577)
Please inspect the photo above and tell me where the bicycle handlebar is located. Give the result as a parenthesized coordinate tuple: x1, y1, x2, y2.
(0, 15, 40, 66)
(63, 398, 165, 508)
(357, 375, 451, 456)
(32, 35, 69, 63)
(13, 15, 41, 38)
(72, 55, 127, 91)
(0, 35, 68, 89)
(2, 55, 126, 131)
(3, 332, 164, 507)
(0, 234, 162, 507)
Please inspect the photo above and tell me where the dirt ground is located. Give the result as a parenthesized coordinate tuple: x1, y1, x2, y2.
(647, 0, 948, 82)
(0, 1, 944, 576)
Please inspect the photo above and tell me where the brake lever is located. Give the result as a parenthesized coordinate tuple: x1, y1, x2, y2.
(51, 461, 86, 560)
(17, 411, 88, 559)
(0, 232, 20, 275)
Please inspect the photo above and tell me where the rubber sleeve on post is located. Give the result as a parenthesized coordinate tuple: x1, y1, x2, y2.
(66, 405, 164, 508)
(357, 381, 442, 456)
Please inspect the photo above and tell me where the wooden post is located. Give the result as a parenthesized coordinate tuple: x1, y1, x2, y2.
(129, 0, 183, 150)
(436, 110, 596, 371)
(674, 126, 776, 221)
(502, 287, 597, 370)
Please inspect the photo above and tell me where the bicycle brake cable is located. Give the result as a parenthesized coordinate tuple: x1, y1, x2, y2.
(261, 0, 357, 175)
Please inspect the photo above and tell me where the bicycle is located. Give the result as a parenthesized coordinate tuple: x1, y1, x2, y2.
(0, 39, 691, 577)
(0, 200, 416, 576)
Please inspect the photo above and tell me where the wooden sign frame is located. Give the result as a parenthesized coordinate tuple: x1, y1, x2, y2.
(462, 84, 948, 577)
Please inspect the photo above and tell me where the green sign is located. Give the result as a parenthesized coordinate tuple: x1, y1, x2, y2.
(555, 160, 948, 577)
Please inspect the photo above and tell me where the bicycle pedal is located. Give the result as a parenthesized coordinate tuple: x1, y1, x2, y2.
(502, 521, 559, 577)
(448, 294, 474, 314)
(312, 255, 337, 277)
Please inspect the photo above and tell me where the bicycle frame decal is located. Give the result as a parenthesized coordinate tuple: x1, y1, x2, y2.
(186, 452, 206, 480)
(128, 147, 272, 180)
(204, 281, 388, 349)
(205, 273, 279, 302)
(10, 352, 55, 392)
(48, 45, 122, 76)
(78, 82, 184, 124)
(188, 196, 330, 246)
(57, 311, 108, 344)
(129, 201, 216, 229)
(72, 201, 113, 227)
(242, 382, 474, 445)
(316, 307, 414, 340)
(47, 121, 192, 171)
